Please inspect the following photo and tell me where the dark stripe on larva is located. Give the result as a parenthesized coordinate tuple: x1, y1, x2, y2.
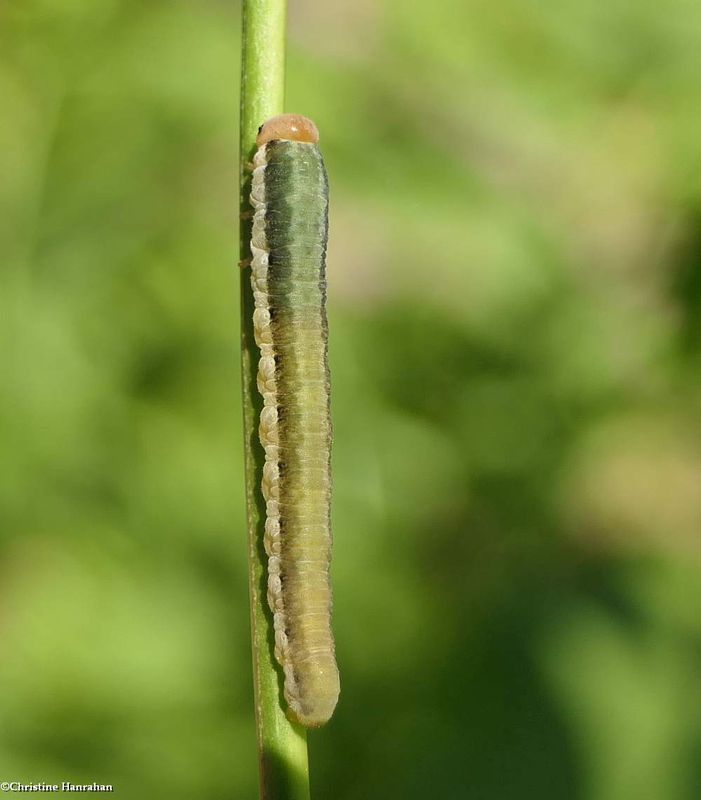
(249, 137, 340, 727)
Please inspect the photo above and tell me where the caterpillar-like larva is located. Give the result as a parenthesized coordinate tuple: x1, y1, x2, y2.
(248, 114, 340, 727)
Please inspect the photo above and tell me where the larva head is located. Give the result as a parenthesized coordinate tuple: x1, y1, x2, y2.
(256, 114, 320, 147)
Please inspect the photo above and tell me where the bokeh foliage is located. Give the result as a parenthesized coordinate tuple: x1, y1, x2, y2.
(2, 1, 701, 798)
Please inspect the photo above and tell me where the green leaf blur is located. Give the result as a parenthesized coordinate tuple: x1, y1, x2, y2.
(2, 1, 701, 798)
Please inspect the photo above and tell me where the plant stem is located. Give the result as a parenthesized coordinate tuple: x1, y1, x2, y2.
(239, 2, 311, 799)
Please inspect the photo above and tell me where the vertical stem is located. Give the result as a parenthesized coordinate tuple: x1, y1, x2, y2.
(239, 2, 310, 799)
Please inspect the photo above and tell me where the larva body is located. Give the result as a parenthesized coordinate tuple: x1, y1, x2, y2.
(249, 115, 340, 727)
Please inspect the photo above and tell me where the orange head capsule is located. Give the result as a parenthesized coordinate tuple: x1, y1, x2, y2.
(256, 114, 320, 147)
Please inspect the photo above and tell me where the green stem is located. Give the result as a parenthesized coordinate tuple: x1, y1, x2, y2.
(239, 2, 311, 799)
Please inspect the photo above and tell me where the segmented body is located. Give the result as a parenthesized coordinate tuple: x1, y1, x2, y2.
(249, 131, 340, 727)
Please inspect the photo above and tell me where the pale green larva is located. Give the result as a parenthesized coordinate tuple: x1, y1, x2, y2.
(249, 114, 339, 727)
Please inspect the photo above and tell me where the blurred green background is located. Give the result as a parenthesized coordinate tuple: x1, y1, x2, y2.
(2, 1, 701, 798)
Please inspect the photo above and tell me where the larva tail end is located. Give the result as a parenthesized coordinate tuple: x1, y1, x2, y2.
(287, 696, 338, 729)
(285, 664, 340, 728)
(257, 114, 319, 147)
